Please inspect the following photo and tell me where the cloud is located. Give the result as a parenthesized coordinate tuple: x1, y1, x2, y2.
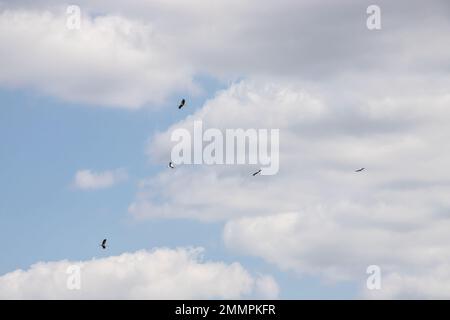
(0, 247, 279, 299)
(1, 1, 450, 107)
(131, 79, 450, 221)
(73, 168, 128, 190)
(129, 76, 450, 298)
(224, 212, 450, 299)
(0, 8, 195, 108)
(3, 0, 450, 299)
(130, 81, 328, 220)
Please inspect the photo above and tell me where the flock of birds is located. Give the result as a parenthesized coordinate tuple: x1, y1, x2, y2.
(99, 99, 366, 250)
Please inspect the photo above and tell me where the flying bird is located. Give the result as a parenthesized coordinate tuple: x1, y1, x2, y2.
(355, 168, 365, 172)
(168, 161, 175, 169)
(252, 169, 262, 176)
(100, 239, 107, 249)
(178, 99, 186, 109)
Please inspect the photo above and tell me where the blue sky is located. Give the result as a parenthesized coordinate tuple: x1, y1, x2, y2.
(0, 86, 357, 299)
(0, 78, 363, 298)
(1, 0, 450, 299)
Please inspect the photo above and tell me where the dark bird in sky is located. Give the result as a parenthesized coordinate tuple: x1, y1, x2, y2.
(100, 239, 107, 249)
(252, 169, 262, 176)
(168, 161, 175, 169)
(178, 99, 186, 109)
(355, 168, 365, 172)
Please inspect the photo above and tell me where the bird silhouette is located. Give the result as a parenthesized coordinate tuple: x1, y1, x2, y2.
(100, 239, 107, 249)
(252, 169, 262, 176)
(355, 168, 365, 172)
(168, 162, 175, 169)
(178, 99, 186, 109)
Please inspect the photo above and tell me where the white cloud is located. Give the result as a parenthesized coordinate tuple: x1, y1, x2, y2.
(74, 168, 128, 190)
(131, 79, 450, 221)
(3, 0, 450, 299)
(223, 210, 450, 299)
(129, 77, 450, 298)
(0, 9, 195, 108)
(0, 247, 278, 299)
(1, 1, 450, 108)
(130, 81, 328, 220)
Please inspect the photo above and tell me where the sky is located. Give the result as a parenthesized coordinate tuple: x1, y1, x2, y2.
(0, 0, 450, 299)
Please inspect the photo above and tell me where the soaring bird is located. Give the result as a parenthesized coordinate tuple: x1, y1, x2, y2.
(252, 169, 262, 176)
(355, 168, 365, 172)
(168, 161, 175, 169)
(178, 99, 186, 109)
(100, 239, 107, 249)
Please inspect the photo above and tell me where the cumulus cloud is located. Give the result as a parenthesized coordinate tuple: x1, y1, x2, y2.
(0, 247, 279, 299)
(3, 0, 450, 299)
(131, 78, 450, 220)
(130, 81, 327, 220)
(73, 168, 128, 190)
(129, 74, 450, 298)
(224, 212, 450, 299)
(0, 8, 195, 108)
(1, 0, 450, 107)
